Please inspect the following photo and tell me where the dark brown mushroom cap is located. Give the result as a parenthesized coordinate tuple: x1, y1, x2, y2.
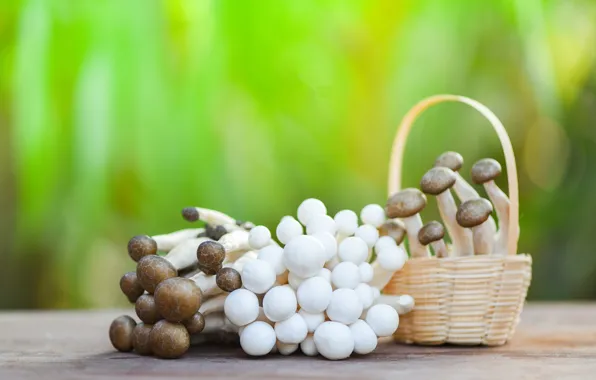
(132, 323, 153, 356)
(236, 220, 255, 230)
(120, 272, 144, 303)
(456, 198, 494, 228)
(127, 235, 157, 262)
(109, 315, 136, 352)
(216, 267, 243, 292)
(471, 158, 502, 184)
(420, 167, 457, 195)
(418, 221, 445, 246)
(136, 255, 177, 294)
(135, 294, 163, 324)
(182, 207, 199, 222)
(434, 151, 464, 172)
(378, 220, 407, 245)
(386, 188, 427, 218)
(206, 224, 228, 241)
(149, 320, 190, 359)
(197, 241, 226, 271)
(154, 277, 203, 323)
(183, 312, 205, 334)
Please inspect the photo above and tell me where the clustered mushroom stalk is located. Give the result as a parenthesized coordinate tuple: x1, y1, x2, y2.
(385, 188, 428, 258)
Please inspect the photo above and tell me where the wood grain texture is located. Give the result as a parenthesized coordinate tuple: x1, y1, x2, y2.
(0, 303, 595, 380)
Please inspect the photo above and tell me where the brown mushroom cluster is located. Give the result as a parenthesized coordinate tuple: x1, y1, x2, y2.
(385, 152, 514, 258)
(110, 207, 255, 359)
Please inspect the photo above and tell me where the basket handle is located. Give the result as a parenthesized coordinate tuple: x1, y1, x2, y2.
(387, 94, 519, 255)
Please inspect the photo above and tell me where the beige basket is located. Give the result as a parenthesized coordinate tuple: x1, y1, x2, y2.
(383, 95, 532, 346)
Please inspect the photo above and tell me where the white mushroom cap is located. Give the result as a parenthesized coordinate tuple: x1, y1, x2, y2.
(241, 259, 276, 294)
(360, 204, 386, 228)
(365, 304, 399, 337)
(397, 294, 415, 315)
(331, 262, 361, 289)
(358, 262, 374, 283)
(354, 283, 374, 309)
(274, 313, 308, 344)
(306, 214, 337, 235)
(355, 224, 379, 249)
(248, 226, 271, 250)
(276, 216, 303, 245)
(317, 268, 332, 283)
(334, 210, 359, 236)
(263, 285, 297, 322)
(349, 319, 378, 355)
(311, 231, 337, 261)
(283, 235, 326, 278)
(297, 198, 327, 226)
(372, 287, 381, 299)
(298, 309, 325, 333)
(326, 288, 363, 324)
(257, 245, 286, 275)
(287, 271, 305, 290)
(338, 236, 368, 265)
(224, 289, 260, 326)
(300, 335, 318, 356)
(376, 245, 407, 271)
(314, 322, 354, 360)
(276, 341, 299, 356)
(297, 277, 332, 313)
(240, 321, 276, 356)
(374, 236, 397, 253)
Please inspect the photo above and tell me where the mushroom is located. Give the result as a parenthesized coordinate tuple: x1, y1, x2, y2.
(132, 322, 153, 356)
(241, 259, 276, 294)
(151, 228, 205, 252)
(216, 267, 242, 292)
(224, 288, 260, 326)
(205, 224, 230, 241)
(354, 224, 380, 250)
(354, 283, 375, 309)
(350, 319, 378, 355)
(135, 294, 163, 324)
(369, 244, 408, 290)
(418, 221, 448, 258)
(313, 322, 354, 360)
(311, 231, 338, 261)
(338, 236, 368, 265)
(196, 241, 226, 275)
(248, 226, 272, 250)
(153, 277, 203, 322)
(365, 304, 399, 337)
(471, 158, 514, 255)
(263, 285, 297, 322)
(385, 188, 428, 258)
(127, 235, 157, 262)
(334, 210, 359, 240)
(306, 214, 337, 235)
(218, 230, 251, 262)
(120, 272, 145, 303)
(149, 320, 190, 359)
(331, 262, 361, 290)
(277, 341, 299, 356)
(456, 198, 494, 255)
(360, 204, 386, 228)
(198, 294, 227, 316)
(298, 309, 325, 333)
(276, 216, 303, 245)
(181, 207, 236, 226)
(420, 167, 473, 256)
(300, 335, 318, 356)
(378, 219, 407, 246)
(373, 294, 415, 315)
(297, 277, 332, 313)
(287, 271, 305, 290)
(274, 313, 308, 344)
(297, 198, 327, 226)
(326, 289, 363, 325)
(183, 312, 205, 334)
(201, 312, 241, 335)
(109, 315, 136, 352)
(358, 262, 374, 283)
(240, 321, 277, 356)
(283, 235, 326, 278)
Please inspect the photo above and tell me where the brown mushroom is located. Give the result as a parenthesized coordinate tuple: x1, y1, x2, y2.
(120, 272, 145, 303)
(197, 241, 226, 275)
(136, 255, 177, 294)
(182, 207, 236, 226)
(206, 224, 229, 241)
(420, 167, 473, 256)
(385, 188, 428, 257)
(152, 228, 205, 252)
(183, 312, 206, 334)
(135, 294, 163, 324)
(127, 235, 157, 262)
(109, 315, 136, 352)
(456, 199, 494, 255)
(418, 221, 448, 258)
(378, 220, 406, 246)
(132, 323, 153, 356)
(149, 320, 190, 359)
(154, 277, 203, 323)
(216, 267, 242, 292)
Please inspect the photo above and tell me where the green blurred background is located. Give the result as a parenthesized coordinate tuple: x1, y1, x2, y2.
(1, 0, 595, 309)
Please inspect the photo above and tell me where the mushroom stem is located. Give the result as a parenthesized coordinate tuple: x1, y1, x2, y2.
(182, 207, 237, 226)
(201, 312, 239, 335)
(436, 192, 473, 256)
(199, 294, 227, 316)
(165, 237, 212, 270)
(402, 215, 428, 258)
(431, 240, 448, 258)
(152, 228, 205, 252)
(219, 230, 250, 261)
(485, 181, 512, 255)
(373, 295, 415, 315)
(369, 264, 396, 290)
(190, 251, 257, 297)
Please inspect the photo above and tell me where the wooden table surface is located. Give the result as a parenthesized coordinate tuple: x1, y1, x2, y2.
(0, 303, 594, 379)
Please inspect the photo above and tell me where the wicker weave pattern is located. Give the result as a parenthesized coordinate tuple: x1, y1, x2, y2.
(385, 254, 532, 346)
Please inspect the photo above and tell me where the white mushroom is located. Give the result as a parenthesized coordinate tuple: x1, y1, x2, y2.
(297, 198, 327, 226)
(163, 237, 212, 270)
(374, 236, 397, 254)
(331, 262, 361, 290)
(276, 341, 299, 356)
(198, 294, 227, 315)
(287, 271, 305, 290)
(313, 322, 354, 360)
(354, 283, 374, 309)
(297, 277, 332, 313)
(224, 288, 260, 326)
(257, 245, 286, 275)
(306, 214, 337, 235)
(358, 262, 374, 283)
(360, 204, 386, 228)
(241, 259, 276, 294)
(373, 295, 415, 315)
(350, 319, 377, 355)
(385, 189, 428, 258)
(219, 230, 251, 262)
(334, 209, 359, 239)
(354, 224, 379, 249)
(338, 236, 368, 265)
(298, 309, 325, 333)
(326, 289, 363, 325)
(283, 235, 326, 278)
(317, 268, 332, 283)
(200, 312, 240, 335)
(365, 304, 399, 337)
(369, 245, 407, 290)
(263, 285, 297, 322)
(300, 335, 318, 357)
(274, 313, 308, 344)
(248, 226, 272, 250)
(240, 321, 276, 356)
(182, 207, 236, 226)
(275, 216, 303, 245)
(151, 228, 205, 252)
(312, 231, 338, 261)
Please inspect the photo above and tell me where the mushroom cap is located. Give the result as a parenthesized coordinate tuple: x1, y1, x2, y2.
(420, 167, 457, 195)
(313, 322, 354, 360)
(276, 217, 303, 245)
(263, 285, 298, 322)
(456, 198, 494, 228)
(297, 277, 332, 314)
(378, 220, 406, 245)
(154, 277, 202, 322)
(331, 262, 361, 290)
(471, 158, 502, 184)
(135, 294, 163, 324)
(350, 319, 378, 355)
(205, 224, 228, 240)
(181, 207, 199, 222)
(236, 219, 256, 230)
(385, 188, 427, 218)
(434, 151, 464, 172)
(183, 312, 205, 335)
(149, 320, 190, 359)
(136, 255, 177, 294)
(224, 289, 260, 326)
(366, 304, 399, 337)
(109, 315, 136, 352)
(418, 221, 445, 246)
(216, 267, 242, 292)
(127, 235, 157, 262)
(120, 271, 145, 303)
(274, 313, 308, 344)
(196, 241, 226, 273)
(240, 321, 277, 356)
(326, 288, 363, 325)
(132, 323, 153, 356)
(338, 236, 368, 265)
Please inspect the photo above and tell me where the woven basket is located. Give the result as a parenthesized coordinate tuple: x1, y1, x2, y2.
(383, 95, 532, 346)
